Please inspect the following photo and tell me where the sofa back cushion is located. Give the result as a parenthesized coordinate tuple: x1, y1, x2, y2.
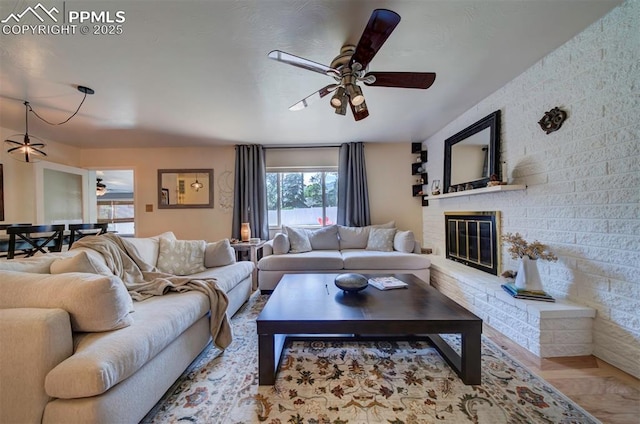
(0, 254, 66, 274)
(306, 225, 339, 250)
(338, 226, 371, 250)
(0, 270, 133, 332)
(50, 250, 113, 276)
(156, 238, 207, 275)
(204, 239, 236, 268)
(121, 231, 177, 267)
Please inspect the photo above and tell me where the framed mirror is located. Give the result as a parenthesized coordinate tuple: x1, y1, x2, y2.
(157, 169, 213, 209)
(443, 110, 501, 192)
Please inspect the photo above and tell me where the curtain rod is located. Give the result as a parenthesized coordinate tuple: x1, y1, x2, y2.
(264, 145, 342, 150)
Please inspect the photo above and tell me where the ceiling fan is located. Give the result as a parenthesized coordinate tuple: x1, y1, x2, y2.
(268, 9, 436, 121)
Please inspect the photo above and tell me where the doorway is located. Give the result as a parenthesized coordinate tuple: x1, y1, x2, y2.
(96, 170, 135, 236)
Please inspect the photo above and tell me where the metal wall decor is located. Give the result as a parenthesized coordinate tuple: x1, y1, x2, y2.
(538, 107, 567, 134)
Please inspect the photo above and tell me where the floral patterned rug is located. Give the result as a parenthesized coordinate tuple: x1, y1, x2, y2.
(142, 293, 600, 424)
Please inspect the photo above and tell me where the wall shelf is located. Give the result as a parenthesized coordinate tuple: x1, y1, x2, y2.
(428, 184, 526, 200)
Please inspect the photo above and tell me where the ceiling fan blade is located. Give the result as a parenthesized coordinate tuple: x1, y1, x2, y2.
(363, 72, 436, 89)
(4, 139, 24, 147)
(350, 101, 370, 121)
(268, 50, 337, 76)
(350, 9, 401, 69)
(28, 143, 46, 148)
(31, 147, 47, 156)
(289, 84, 339, 111)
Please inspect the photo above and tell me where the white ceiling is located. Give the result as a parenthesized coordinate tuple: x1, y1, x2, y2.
(0, 0, 622, 149)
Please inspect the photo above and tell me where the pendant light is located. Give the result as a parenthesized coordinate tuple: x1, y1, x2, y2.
(191, 174, 203, 191)
(4, 85, 94, 163)
(4, 102, 46, 163)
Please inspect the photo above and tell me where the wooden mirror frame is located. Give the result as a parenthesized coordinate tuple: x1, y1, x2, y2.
(157, 169, 214, 209)
(443, 110, 501, 192)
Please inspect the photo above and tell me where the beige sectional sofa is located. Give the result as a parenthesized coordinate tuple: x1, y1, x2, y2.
(0, 232, 254, 424)
(257, 224, 431, 291)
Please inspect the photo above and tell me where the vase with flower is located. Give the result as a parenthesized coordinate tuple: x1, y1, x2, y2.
(502, 232, 557, 291)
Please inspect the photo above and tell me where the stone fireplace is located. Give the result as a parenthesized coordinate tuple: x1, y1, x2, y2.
(444, 211, 500, 275)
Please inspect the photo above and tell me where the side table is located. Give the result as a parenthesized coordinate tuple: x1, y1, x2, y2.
(230, 240, 266, 290)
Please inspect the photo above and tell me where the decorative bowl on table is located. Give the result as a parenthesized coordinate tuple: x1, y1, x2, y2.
(334, 273, 368, 293)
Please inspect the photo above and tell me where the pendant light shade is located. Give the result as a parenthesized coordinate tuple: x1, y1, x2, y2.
(4, 102, 47, 163)
(191, 174, 204, 191)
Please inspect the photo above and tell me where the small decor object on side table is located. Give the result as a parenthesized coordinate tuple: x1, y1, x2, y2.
(502, 232, 558, 299)
(334, 273, 368, 293)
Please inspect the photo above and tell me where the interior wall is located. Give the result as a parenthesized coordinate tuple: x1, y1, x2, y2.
(422, 0, 638, 378)
(0, 126, 82, 224)
(80, 146, 236, 241)
(365, 143, 423, 237)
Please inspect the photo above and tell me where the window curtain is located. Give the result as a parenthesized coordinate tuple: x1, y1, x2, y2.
(337, 142, 370, 227)
(232, 144, 269, 240)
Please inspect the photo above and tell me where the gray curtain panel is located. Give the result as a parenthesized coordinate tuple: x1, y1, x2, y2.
(337, 142, 371, 227)
(232, 144, 269, 240)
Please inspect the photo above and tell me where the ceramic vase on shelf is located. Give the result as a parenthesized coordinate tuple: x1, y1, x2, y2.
(514, 256, 543, 291)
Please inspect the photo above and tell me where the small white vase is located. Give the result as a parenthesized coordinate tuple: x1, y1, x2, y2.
(514, 256, 544, 292)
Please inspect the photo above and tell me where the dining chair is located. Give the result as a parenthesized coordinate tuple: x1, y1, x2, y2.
(6, 225, 65, 259)
(68, 223, 109, 248)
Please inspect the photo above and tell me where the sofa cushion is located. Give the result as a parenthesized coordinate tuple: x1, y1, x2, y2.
(283, 226, 312, 253)
(204, 239, 236, 268)
(50, 250, 113, 276)
(0, 270, 133, 332)
(0, 254, 69, 274)
(271, 233, 290, 254)
(156, 238, 207, 275)
(394, 230, 416, 253)
(258, 251, 344, 271)
(366, 228, 396, 252)
(45, 291, 208, 399)
(187, 261, 254, 293)
(342, 250, 431, 270)
(306, 225, 339, 250)
(338, 226, 370, 250)
(121, 231, 176, 268)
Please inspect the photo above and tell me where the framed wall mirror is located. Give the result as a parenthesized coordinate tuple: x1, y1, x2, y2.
(443, 110, 501, 192)
(157, 169, 214, 209)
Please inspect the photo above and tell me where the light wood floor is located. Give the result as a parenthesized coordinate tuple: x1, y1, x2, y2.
(484, 325, 640, 424)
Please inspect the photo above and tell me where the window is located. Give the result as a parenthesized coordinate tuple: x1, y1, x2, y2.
(267, 169, 338, 228)
(97, 200, 135, 235)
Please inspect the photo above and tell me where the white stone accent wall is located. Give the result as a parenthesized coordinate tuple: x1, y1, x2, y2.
(429, 257, 595, 358)
(422, 0, 639, 378)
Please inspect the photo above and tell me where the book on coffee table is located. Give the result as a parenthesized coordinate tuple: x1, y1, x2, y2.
(368, 276, 408, 290)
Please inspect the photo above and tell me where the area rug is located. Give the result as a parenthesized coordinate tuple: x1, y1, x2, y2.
(142, 293, 600, 424)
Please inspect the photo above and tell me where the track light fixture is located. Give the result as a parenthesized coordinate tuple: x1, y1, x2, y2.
(4, 85, 94, 163)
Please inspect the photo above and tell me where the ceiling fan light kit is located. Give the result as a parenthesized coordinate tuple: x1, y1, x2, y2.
(4, 85, 94, 163)
(268, 9, 436, 121)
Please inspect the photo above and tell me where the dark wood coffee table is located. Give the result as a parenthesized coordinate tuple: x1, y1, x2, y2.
(256, 273, 482, 385)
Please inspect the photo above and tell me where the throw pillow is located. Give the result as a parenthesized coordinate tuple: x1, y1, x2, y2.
(156, 238, 207, 275)
(393, 230, 416, 253)
(204, 239, 236, 268)
(337, 226, 371, 250)
(366, 228, 397, 252)
(283, 226, 312, 253)
(271, 233, 290, 254)
(307, 225, 339, 250)
(50, 250, 113, 276)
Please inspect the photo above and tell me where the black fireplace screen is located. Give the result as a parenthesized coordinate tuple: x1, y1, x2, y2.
(445, 211, 500, 275)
